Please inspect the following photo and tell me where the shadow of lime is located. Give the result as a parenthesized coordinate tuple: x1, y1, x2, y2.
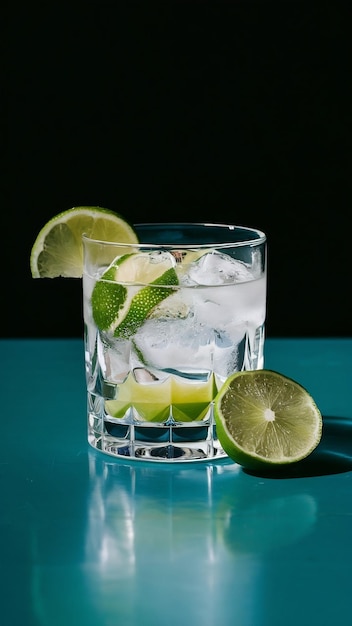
(245, 415, 352, 478)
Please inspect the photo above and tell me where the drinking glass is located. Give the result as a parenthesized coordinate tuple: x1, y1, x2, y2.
(83, 223, 267, 461)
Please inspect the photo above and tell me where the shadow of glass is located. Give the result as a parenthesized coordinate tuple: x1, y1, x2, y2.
(245, 415, 352, 479)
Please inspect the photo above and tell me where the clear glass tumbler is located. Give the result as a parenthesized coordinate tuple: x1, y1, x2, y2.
(83, 223, 267, 462)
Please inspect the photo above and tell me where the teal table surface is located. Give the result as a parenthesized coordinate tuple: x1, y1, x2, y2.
(1, 338, 352, 626)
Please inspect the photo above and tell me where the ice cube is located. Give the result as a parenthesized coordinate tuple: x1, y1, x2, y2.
(184, 251, 254, 286)
(133, 315, 216, 371)
(133, 316, 249, 383)
(97, 332, 131, 383)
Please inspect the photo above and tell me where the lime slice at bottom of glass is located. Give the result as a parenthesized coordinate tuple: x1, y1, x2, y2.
(214, 369, 323, 470)
(105, 372, 217, 423)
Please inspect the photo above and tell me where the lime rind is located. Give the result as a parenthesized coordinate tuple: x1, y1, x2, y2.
(214, 369, 323, 469)
(91, 281, 128, 331)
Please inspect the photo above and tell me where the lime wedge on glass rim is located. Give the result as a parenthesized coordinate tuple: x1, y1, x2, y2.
(91, 251, 179, 339)
(214, 369, 323, 470)
(30, 206, 139, 278)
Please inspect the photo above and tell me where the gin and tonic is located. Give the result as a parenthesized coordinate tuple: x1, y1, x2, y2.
(83, 223, 267, 461)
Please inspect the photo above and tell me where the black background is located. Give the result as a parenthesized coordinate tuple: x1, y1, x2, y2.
(4, 1, 351, 338)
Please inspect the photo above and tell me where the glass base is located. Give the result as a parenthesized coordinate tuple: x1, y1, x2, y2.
(88, 413, 227, 462)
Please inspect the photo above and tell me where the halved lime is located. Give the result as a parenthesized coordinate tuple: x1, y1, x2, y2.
(214, 369, 323, 470)
(30, 206, 138, 278)
(92, 251, 179, 338)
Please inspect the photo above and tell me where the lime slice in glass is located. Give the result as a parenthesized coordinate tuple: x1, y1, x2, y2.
(30, 206, 138, 278)
(92, 251, 179, 338)
(214, 369, 323, 469)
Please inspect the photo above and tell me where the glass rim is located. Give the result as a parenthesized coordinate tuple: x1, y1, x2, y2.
(82, 222, 267, 248)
